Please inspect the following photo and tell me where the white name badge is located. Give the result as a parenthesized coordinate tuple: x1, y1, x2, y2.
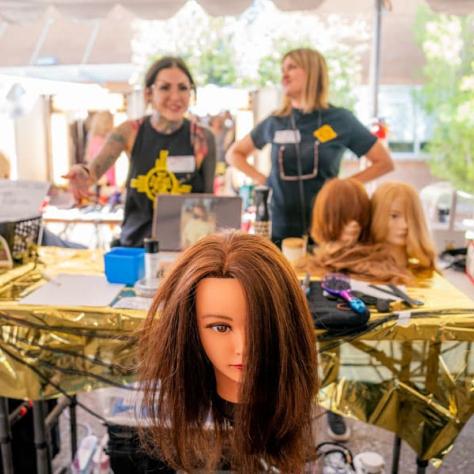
(167, 155, 196, 174)
(273, 129, 301, 144)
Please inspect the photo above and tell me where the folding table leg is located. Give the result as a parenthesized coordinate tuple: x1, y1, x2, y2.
(0, 397, 14, 474)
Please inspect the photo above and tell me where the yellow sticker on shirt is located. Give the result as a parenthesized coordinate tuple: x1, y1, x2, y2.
(313, 124, 337, 143)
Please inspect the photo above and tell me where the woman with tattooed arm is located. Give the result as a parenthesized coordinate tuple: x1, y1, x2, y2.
(64, 57, 216, 247)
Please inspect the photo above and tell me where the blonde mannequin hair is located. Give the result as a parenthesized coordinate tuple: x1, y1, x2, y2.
(371, 181, 436, 272)
(275, 47, 329, 116)
(0, 151, 11, 179)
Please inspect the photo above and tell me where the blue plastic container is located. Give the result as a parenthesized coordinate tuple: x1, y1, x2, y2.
(104, 247, 145, 285)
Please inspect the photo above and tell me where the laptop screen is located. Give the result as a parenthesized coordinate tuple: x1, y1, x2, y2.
(152, 194, 243, 251)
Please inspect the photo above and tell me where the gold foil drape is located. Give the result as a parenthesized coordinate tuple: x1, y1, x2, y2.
(0, 248, 473, 465)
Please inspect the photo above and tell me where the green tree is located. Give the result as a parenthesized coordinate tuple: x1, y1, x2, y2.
(415, 6, 474, 193)
(132, 0, 368, 108)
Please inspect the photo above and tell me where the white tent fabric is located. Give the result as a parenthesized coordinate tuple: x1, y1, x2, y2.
(0, 1, 471, 24)
(0, 0, 326, 24)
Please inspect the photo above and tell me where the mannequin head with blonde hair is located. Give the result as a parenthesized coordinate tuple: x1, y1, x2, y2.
(311, 177, 371, 245)
(371, 181, 436, 271)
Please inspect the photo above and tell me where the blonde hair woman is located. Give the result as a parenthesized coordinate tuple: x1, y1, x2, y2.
(0, 151, 10, 179)
(371, 181, 436, 273)
(227, 47, 394, 245)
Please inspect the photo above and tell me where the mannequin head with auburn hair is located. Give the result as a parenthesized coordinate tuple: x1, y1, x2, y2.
(139, 231, 318, 472)
(311, 177, 371, 245)
(371, 181, 436, 272)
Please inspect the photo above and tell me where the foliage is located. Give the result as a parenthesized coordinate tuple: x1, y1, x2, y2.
(131, 0, 369, 109)
(415, 6, 474, 193)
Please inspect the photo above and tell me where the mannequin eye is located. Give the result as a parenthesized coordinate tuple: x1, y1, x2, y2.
(208, 323, 231, 333)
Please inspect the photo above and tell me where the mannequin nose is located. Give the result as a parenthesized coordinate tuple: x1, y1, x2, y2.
(234, 330, 245, 357)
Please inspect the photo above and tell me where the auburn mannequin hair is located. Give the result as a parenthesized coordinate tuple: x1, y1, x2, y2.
(139, 231, 318, 471)
(311, 177, 371, 245)
(371, 181, 436, 272)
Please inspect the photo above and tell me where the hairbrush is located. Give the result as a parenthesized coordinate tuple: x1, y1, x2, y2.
(321, 273, 369, 317)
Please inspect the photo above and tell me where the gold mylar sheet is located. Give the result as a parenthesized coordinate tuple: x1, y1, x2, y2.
(0, 248, 473, 465)
(0, 248, 142, 400)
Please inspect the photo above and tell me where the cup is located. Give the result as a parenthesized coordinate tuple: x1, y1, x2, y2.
(281, 237, 306, 263)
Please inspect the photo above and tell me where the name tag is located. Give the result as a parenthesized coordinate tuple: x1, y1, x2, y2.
(273, 129, 301, 144)
(167, 155, 196, 174)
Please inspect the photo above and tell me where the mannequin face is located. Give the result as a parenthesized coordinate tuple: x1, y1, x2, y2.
(281, 56, 306, 103)
(339, 220, 362, 245)
(150, 67, 192, 122)
(196, 278, 247, 403)
(386, 198, 408, 247)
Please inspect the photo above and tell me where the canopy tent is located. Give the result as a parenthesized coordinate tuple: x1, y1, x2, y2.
(0, 0, 472, 116)
(0, 0, 472, 24)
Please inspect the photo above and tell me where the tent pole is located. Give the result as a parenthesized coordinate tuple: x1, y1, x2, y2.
(369, 0, 384, 118)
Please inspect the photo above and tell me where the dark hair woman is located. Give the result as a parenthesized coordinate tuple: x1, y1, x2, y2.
(65, 56, 216, 247)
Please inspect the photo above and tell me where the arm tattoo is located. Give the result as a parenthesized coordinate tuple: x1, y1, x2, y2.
(89, 132, 127, 180)
(109, 132, 126, 144)
(92, 155, 117, 180)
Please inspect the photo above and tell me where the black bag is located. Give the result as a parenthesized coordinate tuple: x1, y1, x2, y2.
(306, 282, 370, 332)
(106, 424, 175, 474)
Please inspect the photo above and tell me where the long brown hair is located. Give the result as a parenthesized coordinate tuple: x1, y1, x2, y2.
(311, 177, 371, 244)
(371, 182, 436, 272)
(275, 47, 329, 116)
(139, 231, 318, 471)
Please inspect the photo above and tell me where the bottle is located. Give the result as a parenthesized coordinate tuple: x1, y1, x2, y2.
(253, 186, 271, 239)
(144, 238, 160, 280)
(353, 451, 385, 473)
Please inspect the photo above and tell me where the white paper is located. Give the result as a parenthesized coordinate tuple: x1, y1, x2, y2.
(0, 180, 50, 221)
(112, 296, 152, 310)
(20, 274, 124, 307)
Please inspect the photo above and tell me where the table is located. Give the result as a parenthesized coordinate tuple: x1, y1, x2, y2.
(0, 248, 473, 473)
(42, 206, 123, 249)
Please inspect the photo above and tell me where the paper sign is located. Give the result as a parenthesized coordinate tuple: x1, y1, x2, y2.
(0, 180, 50, 221)
(20, 274, 124, 307)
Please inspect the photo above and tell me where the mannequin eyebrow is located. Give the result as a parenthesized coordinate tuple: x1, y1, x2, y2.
(200, 314, 233, 321)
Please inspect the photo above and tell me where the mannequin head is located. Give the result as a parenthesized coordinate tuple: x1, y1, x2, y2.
(196, 277, 246, 403)
(371, 182, 436, 270)
(139, 231, 317, 471)
(311, 178, 371, 245)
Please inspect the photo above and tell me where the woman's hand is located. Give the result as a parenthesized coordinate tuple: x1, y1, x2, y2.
(226, 134, 268, 186)
(63, 165, 93, 204)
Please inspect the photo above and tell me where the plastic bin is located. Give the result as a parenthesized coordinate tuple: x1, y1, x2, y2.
(104, 247, 145, 285)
